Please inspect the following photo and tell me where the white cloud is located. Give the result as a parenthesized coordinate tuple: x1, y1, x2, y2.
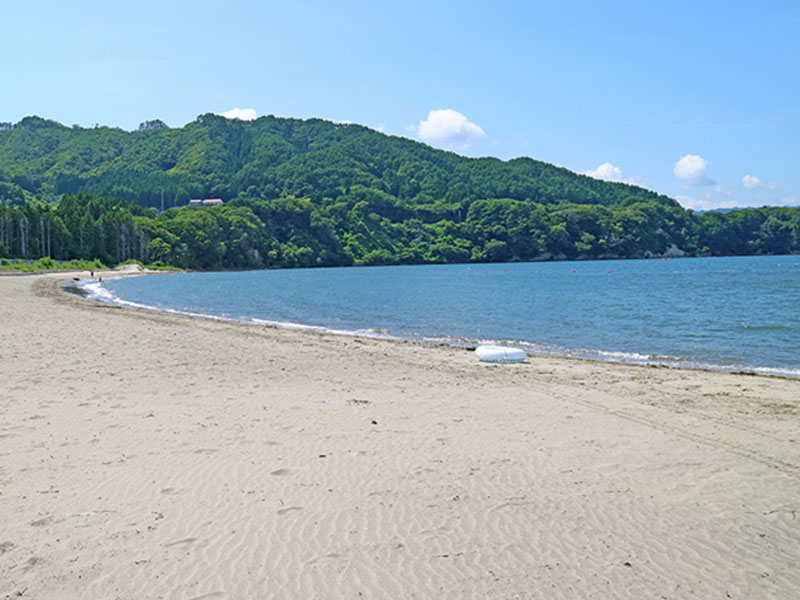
(742, 174, 762, 189)
(374, 123, 386, 133)
(219, 107, 257, 121)
(584, 162, 623, 182)
(742, 174, 778, 190)
(674, 154, 714, 185)
(675, 195, 700, 210)
(415, 109, 486, 150)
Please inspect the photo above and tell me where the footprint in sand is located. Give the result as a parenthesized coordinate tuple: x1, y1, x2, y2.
(277, 506, 304, 515)
(163, 537, 197, 548)
(23, 556, 43, 571)
(0, 541, 15, 554)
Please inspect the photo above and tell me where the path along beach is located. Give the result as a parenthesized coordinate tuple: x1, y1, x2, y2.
(1, 272, 799, 599)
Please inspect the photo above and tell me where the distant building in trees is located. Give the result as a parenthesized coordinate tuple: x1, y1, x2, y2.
(187, 198, 224, 207)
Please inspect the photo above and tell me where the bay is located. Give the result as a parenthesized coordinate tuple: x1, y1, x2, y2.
(92, 255, 800, 377)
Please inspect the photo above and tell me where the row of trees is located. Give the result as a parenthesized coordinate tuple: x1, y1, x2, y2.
(2, 194, 799, 270)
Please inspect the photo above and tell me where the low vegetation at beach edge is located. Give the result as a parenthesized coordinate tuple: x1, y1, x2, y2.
(0, 256, 180, 273)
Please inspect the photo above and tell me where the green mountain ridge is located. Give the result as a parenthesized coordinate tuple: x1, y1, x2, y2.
(0, 113, 671, 210)
(0, 114, 798, 269)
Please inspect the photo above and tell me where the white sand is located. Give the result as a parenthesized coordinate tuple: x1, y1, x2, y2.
(1, 273, 799, 599)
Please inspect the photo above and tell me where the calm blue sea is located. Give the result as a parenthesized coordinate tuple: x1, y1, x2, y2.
(88, 256, 800, 377)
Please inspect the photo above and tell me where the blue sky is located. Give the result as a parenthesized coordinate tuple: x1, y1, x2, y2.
(3, 0, 798, 209)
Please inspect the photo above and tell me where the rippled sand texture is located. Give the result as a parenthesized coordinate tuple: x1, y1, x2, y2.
(1, 274, 799, 599)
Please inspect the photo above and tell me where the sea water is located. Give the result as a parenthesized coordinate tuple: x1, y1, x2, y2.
(90, 256, 800, 377)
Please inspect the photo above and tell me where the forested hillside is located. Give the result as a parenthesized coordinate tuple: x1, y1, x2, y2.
(0, 113, 674, 210)
(1, 114, 798, 269)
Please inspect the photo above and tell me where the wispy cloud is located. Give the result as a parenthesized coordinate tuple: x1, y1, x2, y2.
(742, 174, 762, 189)
(413, 109, 486, 150)
(675, 194, 740, 211)
(742, 174, 777, 190)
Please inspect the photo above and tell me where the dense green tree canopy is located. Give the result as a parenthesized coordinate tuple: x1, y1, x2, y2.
(1, 193, 798, 270)
(0, 113, 676, 211)
(0, 115, 798, 268)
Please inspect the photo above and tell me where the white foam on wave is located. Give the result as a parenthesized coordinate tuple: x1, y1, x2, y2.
(248, 316, 397, 339)
(74, 276, 235, 322)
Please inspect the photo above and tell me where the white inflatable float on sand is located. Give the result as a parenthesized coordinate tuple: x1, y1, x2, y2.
(474, 345, 526, 363)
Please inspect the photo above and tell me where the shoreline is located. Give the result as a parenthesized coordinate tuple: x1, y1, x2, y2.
(2, 273, 799, 598)
(68, 269, 800, 380)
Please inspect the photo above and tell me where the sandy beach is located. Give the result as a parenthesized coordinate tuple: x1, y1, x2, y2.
(1, 273, 799, 599)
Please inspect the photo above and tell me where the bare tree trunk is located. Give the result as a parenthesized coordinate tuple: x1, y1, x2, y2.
(40, 214, 45, 257)
(19, 214, 27, 256)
